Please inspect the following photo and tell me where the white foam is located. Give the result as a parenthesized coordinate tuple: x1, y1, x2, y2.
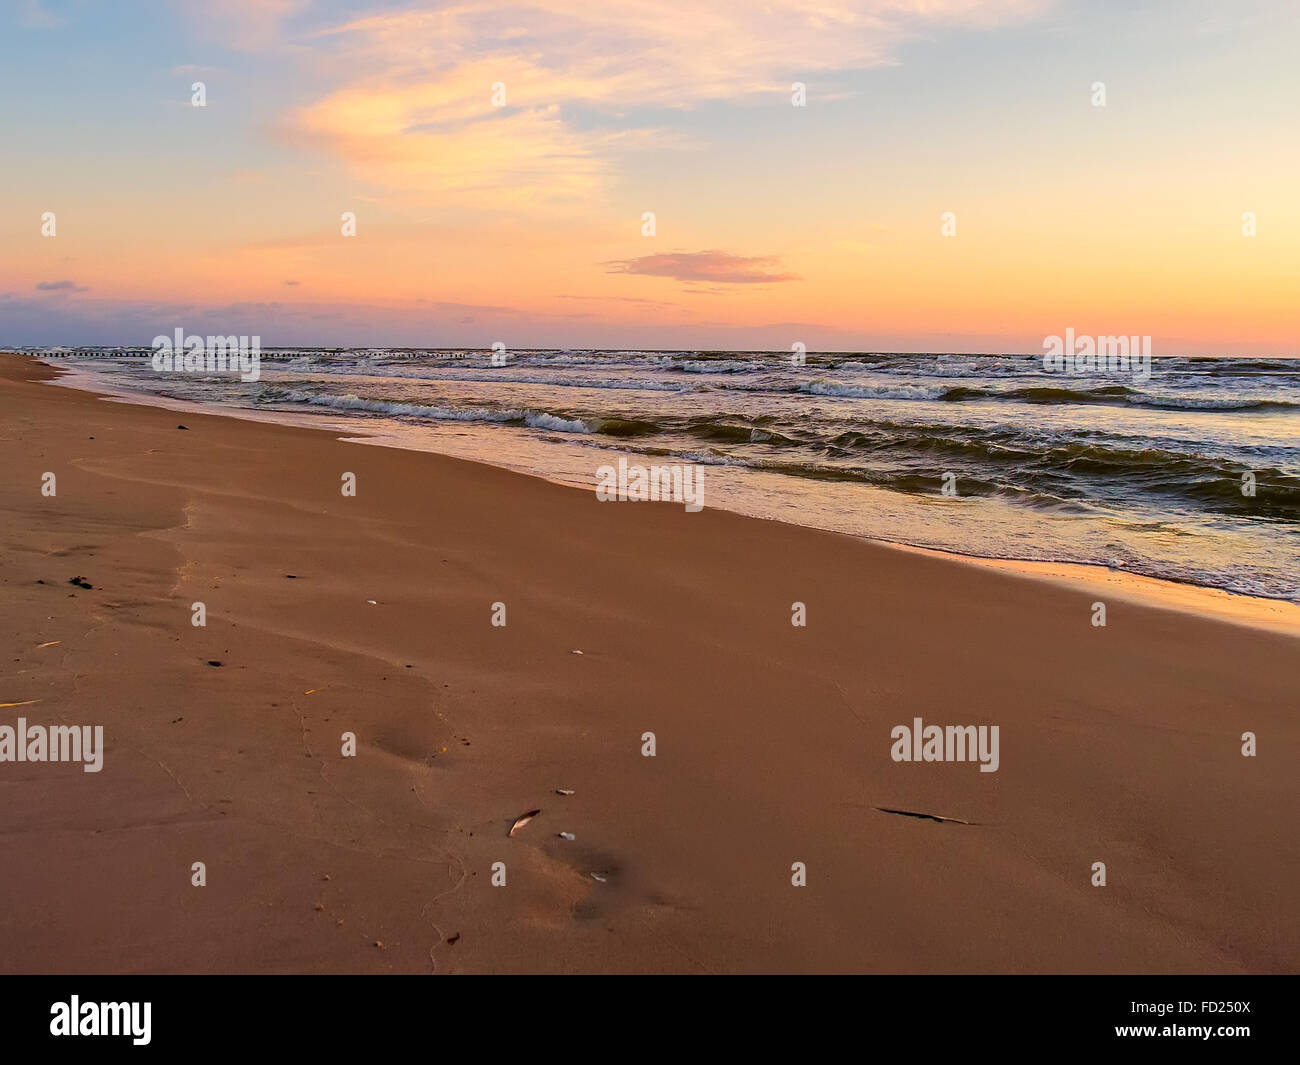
(523, 411, 591, 433)
(279, 389, 592, 433)
(284, 390, 522, 422)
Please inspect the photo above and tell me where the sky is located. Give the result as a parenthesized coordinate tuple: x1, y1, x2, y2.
(1, 0, 1297, 354)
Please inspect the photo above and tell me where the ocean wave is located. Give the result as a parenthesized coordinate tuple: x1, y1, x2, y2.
(943, 384, 1133, 404)
(943, 383, 1297, 411)
(595, 418, 662, 437)
(799, 381, 949, 400)
(674, 359, 765, 374)
(684, 419, 797, 445)
(524, 411, 590, 433)
(1127, 393, 1297, 411)
(269, 389, 592, 432)
(279, 389, 519, 421)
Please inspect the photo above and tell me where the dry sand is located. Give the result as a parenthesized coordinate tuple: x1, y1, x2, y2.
(1, 353, 1296, 973)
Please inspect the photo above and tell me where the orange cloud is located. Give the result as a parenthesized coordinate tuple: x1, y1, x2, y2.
(286, 0, 1049, 208)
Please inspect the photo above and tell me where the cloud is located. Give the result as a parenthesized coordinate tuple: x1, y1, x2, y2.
(16, 0, 65, 29)
(607, 251, 800, 284)
(316, 2, 1048, 107)
(36, 280, 89, 293)
(286, 82, 608, 208)
(284, 1, 1047, 206)
(181, 0, 310, 50)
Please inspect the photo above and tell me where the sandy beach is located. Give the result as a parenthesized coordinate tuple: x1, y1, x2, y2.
(2, 352, 1296, 974)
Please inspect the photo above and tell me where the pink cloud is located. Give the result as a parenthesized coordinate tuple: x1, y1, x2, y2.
(607, 250, 800, 284)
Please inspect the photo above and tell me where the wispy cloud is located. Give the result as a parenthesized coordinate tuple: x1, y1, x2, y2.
(607, 251, 800, 284)
(286, 81, 609, 208)
(283, 1, 1046, 207)
(16, 0, 66, 30)
(36, 280, 89, 293)
(181, 0, 310, 50)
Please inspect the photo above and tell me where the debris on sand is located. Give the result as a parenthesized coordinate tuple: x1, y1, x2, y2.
(874, 806, 973, 825)
(68, 576, 92, 589)
(509, 809, 541, 837)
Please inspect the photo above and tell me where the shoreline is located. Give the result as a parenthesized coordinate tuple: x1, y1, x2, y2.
(3, 350, 1297, 973)
(42, 356, 1300, 639)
